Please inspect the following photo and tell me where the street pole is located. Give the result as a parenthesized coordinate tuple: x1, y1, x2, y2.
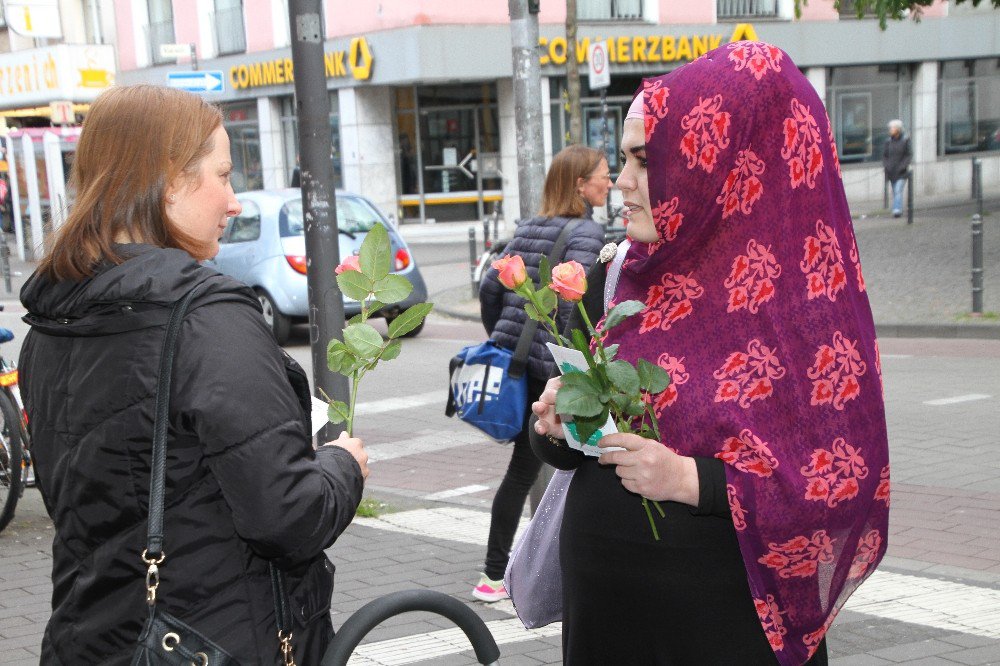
(509, 0, 550, 512)
(601, 87, 611, 223)
(288, 0, 350, 441)
(508, 0, 545, 220)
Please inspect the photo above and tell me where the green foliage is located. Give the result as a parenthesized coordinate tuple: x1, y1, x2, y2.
(343, 323, 383, 359)
(359, 224, 391, 279)
(556, 371, 605, 417)
(356, 497, 387, 518)
(794, 0, 998, 30)
(324, 224, 432, 435)
(388, 303, 434, 338)
(327, 400, 350, 424)
(603, 300, 645, 331)
(606, 360, 640, 395)
(637, 358, 671, 393)
(538, 256, 552, 287)
(336, 270, 374, 302)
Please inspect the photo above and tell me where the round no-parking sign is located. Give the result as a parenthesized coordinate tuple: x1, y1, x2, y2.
(588, 41, 610, 90)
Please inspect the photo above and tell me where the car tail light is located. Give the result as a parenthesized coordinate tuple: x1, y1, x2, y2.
(285, 255, 308, 275)
(394, 248, 411, 271)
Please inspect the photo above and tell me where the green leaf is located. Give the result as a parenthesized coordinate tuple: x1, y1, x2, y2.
(388, 303, 433, 338)
(536, 286, 557, 314)
(569, 410, 609, 447)
(606, 360, 640, 395)
(327, 340, 356, 374)
(637, 358, 671, 393)
(343, 322, 384, 359)
(359, 223, 391, 280)
(570, 328, 598, 371)
(626, 399, 647, 416)
(604, 344, 619, 361)
(381, 339, 402, 361)
(556, 371, 604, 417)
(337, 269, 375, 302)
(365, 299, 387, 315)
(373, 273, 413, 304)
(538, 256, 552, 288)
(327, 400, 350, 424)
(603, 300, 646, 331)
(524, 301, 545, 323)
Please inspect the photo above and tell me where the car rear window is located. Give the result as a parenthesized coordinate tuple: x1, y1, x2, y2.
(279, 196, 383, 237)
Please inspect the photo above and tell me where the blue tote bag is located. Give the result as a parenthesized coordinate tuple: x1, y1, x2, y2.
(446, 326, 535, 442)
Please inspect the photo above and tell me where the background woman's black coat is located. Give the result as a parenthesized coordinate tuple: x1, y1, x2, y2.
(19, 245, 364, 665)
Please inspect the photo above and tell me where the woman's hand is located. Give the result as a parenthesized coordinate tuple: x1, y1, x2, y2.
(324, 431, 370, 481)
(531, 377, 564, 440)
(597, 433, 698, 506)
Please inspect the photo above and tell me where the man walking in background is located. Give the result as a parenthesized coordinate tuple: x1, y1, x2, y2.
(883, 119, 912, 218)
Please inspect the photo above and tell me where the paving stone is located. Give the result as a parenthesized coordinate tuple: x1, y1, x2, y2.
(869, 638, 965, 661)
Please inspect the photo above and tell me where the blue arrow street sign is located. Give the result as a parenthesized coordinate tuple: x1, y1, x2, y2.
(167, 71, 225, 93)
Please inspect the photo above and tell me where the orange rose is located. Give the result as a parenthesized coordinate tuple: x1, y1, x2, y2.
(335, 255, 361, 274)
(491, 254, 527, 289)
(550, 261, 587, 302)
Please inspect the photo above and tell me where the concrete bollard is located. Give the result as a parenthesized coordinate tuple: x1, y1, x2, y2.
(972, 213, 984, 315)
(468, 227, 479, 299)
(906, 170, 914, 226)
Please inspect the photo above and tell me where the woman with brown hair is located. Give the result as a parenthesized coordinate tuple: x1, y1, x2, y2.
(473, 143, 610, 601)
(18, 85, 369, 664)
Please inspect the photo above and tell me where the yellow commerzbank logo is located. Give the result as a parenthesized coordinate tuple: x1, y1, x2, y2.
(229, 37, 373, 90)
(539, 23, 757, 66)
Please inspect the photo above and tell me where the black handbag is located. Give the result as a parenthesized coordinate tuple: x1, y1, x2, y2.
(130, 288, 297, 666)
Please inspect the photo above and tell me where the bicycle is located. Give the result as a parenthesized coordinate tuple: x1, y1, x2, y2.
(0, 323, 31, 534)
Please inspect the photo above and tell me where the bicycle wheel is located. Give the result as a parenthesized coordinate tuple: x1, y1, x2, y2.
(0, 390, 24, 533)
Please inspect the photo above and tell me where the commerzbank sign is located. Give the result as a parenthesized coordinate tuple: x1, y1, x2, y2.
(229, 36, 373, 91)
(539, 23, 757, 66)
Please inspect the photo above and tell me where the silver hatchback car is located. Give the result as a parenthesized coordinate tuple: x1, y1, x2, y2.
(208, 189, 429, 344)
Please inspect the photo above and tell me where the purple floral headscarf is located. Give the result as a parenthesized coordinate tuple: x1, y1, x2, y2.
(601, 42, 890, 665)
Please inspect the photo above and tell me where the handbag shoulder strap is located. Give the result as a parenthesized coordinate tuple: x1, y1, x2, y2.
(509, 219, 581, 378)
(145, 286, 201, 562)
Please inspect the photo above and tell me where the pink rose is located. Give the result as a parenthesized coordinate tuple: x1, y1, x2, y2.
(335, 255, 361, 275)
(491, 254, 527, 289)
(550, 261, 587, 302)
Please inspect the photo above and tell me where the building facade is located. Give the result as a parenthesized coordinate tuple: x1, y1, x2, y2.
(31, 1, 1000, 225)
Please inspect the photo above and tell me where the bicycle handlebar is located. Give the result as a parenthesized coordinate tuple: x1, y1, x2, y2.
(321, 589, 500, 666)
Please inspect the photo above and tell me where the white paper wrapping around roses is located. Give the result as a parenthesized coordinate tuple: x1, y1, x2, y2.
(545, 343, 622, 457)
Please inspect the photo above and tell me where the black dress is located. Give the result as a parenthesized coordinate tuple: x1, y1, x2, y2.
(529, 263, 828, 666)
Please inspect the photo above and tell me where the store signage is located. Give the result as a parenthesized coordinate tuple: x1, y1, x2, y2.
(2, 0, 62, 39)
(167, 71, 225, 93)
(229, 36, 374, 91)
(540, 23, 757, 67)
(0, 44, 115, 110)
(160, 43, 194, 59)
(49, 100, 73, 124)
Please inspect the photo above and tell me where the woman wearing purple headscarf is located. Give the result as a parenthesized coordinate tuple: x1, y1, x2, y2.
(530, 42, 889, 665)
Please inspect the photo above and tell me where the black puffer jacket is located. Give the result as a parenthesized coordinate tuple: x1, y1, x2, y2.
(19, 245, 364, 665)
(479, 216, 605, 381)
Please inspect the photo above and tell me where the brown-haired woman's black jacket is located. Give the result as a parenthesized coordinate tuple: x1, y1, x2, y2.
(19, 244, 364, 665)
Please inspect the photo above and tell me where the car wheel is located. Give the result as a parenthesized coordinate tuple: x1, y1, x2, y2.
(256, 289, 292, 345)
(385, 312, 425, 338)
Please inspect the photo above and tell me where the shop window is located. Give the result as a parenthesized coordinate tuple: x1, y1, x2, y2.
(221, 103, 262, 192)
(147, 0, 175, 65)
(828, 64, 913, 166)
(838, 0, 878, 18)
(579, 0, 643, 21)
(279, 93, 341, 189)
(214, 0, 246, 55)
(939, 59, 1000, 155)
(717, 0, 779, 19)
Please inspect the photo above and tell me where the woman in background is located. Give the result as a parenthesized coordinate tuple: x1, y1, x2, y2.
(474, 144, 609, 601)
